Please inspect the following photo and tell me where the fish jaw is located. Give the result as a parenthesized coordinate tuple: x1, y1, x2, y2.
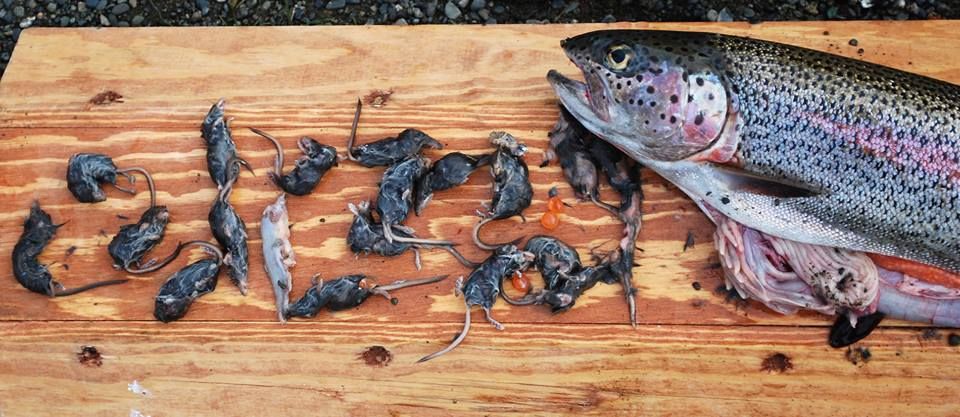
(547, 70, 653, 163)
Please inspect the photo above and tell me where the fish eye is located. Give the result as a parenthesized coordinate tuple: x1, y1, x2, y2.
(606, 44, 632, 71)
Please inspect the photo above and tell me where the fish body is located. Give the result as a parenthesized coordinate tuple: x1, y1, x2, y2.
(261, 194, 295, 322)
(549, 30, 960, 272)
(548, 29, 960, 329)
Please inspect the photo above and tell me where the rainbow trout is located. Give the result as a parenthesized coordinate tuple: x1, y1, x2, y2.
(547, 30, 960, 340)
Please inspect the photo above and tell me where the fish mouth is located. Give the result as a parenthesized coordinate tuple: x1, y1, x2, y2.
(547, 69, 655, 163)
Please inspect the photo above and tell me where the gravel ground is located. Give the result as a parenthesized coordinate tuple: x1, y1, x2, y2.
(0, 0, 955, 78)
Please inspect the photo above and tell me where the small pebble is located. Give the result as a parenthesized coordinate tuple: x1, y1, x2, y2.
(948, 333, 960, 347)
(112, 3, 130, 15)
(12, 5, 24, 17)
(444, 1, 461, 19)
(132, 14, 144, 25)
(99, 13, 109, 26)
(326, 0, 346, 9)
(718, 7, 734, 22)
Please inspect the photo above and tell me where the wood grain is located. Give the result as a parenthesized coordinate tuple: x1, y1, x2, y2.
(0, 322, 957, 417)
(1, 21, 959, 416)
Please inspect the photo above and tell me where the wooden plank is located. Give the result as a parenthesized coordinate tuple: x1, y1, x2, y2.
(2, 21, 960, 416)
(0, 321, 957, 417)
(1, 21, 958, 327)
(1, 21, 959, 129)
(0, 126, 798, 325)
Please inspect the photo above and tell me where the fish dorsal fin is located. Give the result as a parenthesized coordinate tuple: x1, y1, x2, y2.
(708, 165, 820, 199)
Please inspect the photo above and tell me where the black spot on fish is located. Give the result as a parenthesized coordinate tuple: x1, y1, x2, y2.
(649, 101, 657, 107)
(694, 114, 704, 125)
(647, 86, 655, 94)
(670, 116, 677, 124)
(696, 77, 704, 86)
(670, 94, 678, 103)
(720, 196, 730, 205)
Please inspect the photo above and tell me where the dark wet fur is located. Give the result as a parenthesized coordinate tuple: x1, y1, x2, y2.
(487, 134, 533, 221)
(417, 245, 531, 362)
(66, 153, 123, 203)
(463, 246, 530, 312)
(348, 201, 478, 268)
(154, 258, 220, 322)
(208, 184, 249, 295)
(511, 235, 611, 312)
(547, 107, 603, 201)
(108, 206, 171, 272)
(252, 128, 339, 196)
(13, 202, 127, 296)
(829, 312, 885, 348)
(202, 99, 245, 188)
(276, 138, 338, 195)
(377, 156, 428, 229)
(350, 129, 442, 168)
(524, 235, 584, 291)
(348, 204, 410, 257)
(474, 133, 533, 250)
(287, 274, 446, 319)
(607, 160, 643, 326)
(415, 152, 490, 215)
(286, 275, 371, 318)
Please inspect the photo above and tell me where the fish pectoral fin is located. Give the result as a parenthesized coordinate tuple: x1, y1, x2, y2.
(709, 164, 820, 198)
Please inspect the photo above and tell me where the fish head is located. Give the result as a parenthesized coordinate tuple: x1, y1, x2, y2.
(548, 30, 730, 162)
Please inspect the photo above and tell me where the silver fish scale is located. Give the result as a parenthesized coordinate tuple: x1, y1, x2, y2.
(707, 34, 960, 271)
(558, 30, 960, 272)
